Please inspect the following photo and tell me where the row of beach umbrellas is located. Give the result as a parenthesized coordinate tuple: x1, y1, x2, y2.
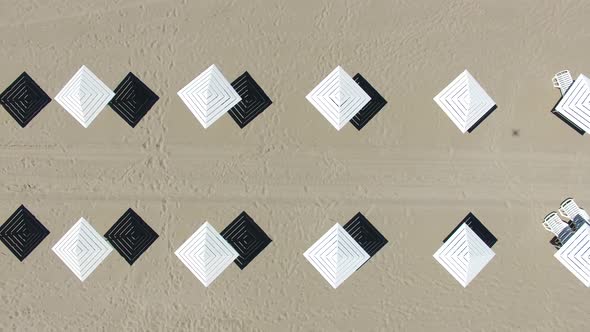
(0, 204, 502, 288)
(0, 65, 587, 133)
(5, 202, 590, 289)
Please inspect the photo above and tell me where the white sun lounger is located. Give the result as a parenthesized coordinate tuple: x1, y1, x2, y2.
(552, 70, 574, 96)
(543, 211, 574, 245)
(559, 198, 590, 229)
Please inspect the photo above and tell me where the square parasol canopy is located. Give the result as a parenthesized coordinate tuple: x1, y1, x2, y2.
(554, 223, 590, 287)
(552, 74, 590, 135)
(434, 70, 497, 134)
(434, 223, 496, 287)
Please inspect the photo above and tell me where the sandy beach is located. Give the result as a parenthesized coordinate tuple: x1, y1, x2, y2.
(1, 0, 590, 330)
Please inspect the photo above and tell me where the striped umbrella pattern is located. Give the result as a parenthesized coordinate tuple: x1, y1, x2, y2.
(52, 218, 113, 282)
(349, 74, 388, 130)
(175, 222, 239, 287)
(0, 205, 50, 261)
(553, 74, 590, 134)
(109, 72, 159, 128)
(434, 70, 496, 133)
(343, 212, 388, 258)
(227, 72, 272, 128)
(220, 211, 272, 269)
(433, 222, 496, 287)
(104, 208, 158, 265)
(0, 72, 51, 128)
(554, 223, 590, 287)
(306, 66, 371, 130)
(54, 65, 115, 128)
(304, 223, 370, 289)
(177, 64, 242, 128)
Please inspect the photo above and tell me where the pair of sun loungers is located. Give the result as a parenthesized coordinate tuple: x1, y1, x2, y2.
(552, 70, 574, 96)
(543, 198, 590, 249)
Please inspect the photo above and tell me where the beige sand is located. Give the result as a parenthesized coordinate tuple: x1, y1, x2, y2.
(1, 0, 590, 331)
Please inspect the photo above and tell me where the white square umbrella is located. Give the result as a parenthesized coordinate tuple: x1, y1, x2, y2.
(303, 223, 370, 288)
(433, 223, 495, 287)
(306, 66, 371, 130)
(553, 74, 590, 134)
(554, 223, 590, 287)
(177, 64, 242, 128)
(55, 66, 115, 128)
(52, 217, 113, 282)
(175, 222, 238, 287)
(434, 70, 496, 133)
